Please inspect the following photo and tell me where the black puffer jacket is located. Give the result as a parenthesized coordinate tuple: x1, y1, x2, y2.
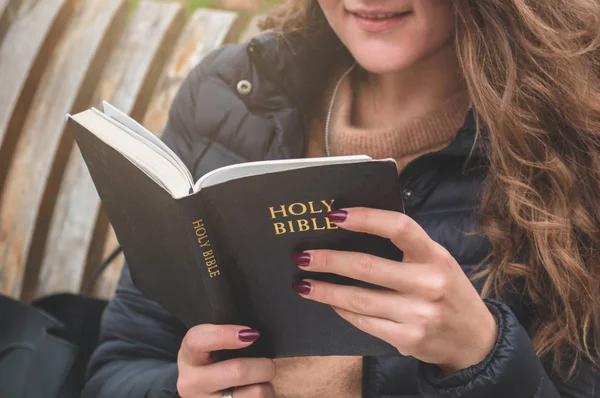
(82, 33, 599, 397)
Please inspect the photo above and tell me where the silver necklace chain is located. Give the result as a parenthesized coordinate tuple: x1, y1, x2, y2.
(324, 63, 357, 157)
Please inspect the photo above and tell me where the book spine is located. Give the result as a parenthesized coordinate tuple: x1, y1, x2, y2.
(179, 193, 242, 326)
(199, 191, 264, 360)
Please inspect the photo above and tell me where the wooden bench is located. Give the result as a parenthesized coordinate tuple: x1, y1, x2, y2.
(0, 0, 266, 301)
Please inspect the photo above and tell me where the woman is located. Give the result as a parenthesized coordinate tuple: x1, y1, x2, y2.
(82, 0, 600, 397)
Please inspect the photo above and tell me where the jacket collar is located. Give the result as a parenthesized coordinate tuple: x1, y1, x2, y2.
(439, 108, 484, 159)
(248, 32, 348, 111)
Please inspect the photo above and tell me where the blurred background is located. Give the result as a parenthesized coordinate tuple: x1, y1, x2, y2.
(131, 0, 279, 13)
(131, 0, 277, 13)
(0, 0, 279, 305)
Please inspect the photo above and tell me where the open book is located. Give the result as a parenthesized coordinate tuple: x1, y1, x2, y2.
(67, 102, 404, 359)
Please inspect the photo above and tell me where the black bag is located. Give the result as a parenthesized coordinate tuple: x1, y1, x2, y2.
(0, 293, 107, 398)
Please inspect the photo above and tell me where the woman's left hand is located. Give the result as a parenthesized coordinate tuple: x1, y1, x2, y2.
(291, 207, 498, 374)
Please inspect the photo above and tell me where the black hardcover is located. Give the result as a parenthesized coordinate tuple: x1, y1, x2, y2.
(70, 119, 405, 358)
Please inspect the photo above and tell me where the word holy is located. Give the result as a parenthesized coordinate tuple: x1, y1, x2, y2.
(268, 200, 338, 235)
(192, 219, 220, 278)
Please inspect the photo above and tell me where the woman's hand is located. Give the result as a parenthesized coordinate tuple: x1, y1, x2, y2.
(291, 207, 498, 374)
(177, 325, 275, 397)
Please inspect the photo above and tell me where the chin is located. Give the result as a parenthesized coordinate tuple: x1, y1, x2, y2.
(351, 48, 422, 75)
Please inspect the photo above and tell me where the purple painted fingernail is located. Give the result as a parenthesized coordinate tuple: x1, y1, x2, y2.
(327, 210, 348, 223)
(238, 329, 260, 342)
(291, 253, 311, 267)
(292, 281, 312, 295)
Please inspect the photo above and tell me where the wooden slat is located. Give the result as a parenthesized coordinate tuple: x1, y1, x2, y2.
(92, 8, 243, 299)
(92, 225, 124, 299)
(0, 0, 74, 194)
(219, 0, 262, 11)
(0, 0, 128, 299)
(239, 13, 264, 43)
(35, 1, 185, 299)
(0, 0, 20, 44)
(141, 8, 242, 134)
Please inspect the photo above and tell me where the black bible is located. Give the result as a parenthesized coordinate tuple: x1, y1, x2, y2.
(67, 102, 405, 358)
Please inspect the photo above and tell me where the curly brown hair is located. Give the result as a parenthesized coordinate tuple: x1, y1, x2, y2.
(261, 0, 600, 377)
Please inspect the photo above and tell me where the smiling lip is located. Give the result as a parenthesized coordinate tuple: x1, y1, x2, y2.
(347, 9, 412, 32)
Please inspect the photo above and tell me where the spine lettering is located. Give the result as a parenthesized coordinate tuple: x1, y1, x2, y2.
(193, 219, 220, 278)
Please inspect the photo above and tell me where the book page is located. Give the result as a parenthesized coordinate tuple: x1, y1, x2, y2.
(102, 101, 194, 188)
(71, 110, 192, 198)
(193, 155, 391, 191)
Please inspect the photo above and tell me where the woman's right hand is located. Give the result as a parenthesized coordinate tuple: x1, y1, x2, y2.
(177, 325, 275, 398)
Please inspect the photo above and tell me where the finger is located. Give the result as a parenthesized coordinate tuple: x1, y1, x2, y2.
(300, 249, 430, 292)
(331, 306, 418, 354)
(233, 383, 275, 398)
(294, 252, 446, 298)
(182, 357, 275, 394)
(180, 325, 260, 366)
(295, 279, 411, 321)
(329, 207, 442, 262)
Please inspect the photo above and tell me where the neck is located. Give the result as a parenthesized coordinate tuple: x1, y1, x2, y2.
(353, 42, 465, 129)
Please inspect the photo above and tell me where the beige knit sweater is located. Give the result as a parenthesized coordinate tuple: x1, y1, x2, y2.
(308, 68, 471, 168)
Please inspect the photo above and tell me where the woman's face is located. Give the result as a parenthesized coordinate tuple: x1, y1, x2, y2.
(317, 0, 456, 74)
